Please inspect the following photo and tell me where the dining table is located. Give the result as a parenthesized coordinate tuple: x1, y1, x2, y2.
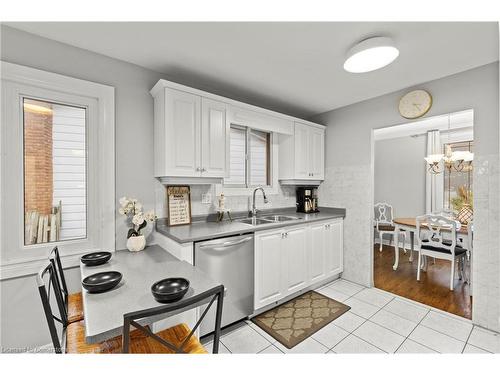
(79, 245, 221, 345)
(391, 217, 470, 271)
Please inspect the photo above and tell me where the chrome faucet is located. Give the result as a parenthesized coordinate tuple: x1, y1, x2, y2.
(251, 187, 268, 217)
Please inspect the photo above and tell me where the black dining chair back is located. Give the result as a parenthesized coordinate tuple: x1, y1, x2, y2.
(49, 246, 85, 325)
(36, 260, 68, 353)
(122, 285, 224, 354)
(49, 247, 69, 301)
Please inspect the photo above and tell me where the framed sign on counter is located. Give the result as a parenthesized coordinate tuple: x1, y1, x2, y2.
(166, 186, 192, 226)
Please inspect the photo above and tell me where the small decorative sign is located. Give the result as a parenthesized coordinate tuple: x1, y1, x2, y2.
(166, 186, 192, 226)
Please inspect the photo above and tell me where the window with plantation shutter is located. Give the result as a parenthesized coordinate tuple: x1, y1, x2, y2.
(225, 126, 246, 186)
(225, 125, 270, 187)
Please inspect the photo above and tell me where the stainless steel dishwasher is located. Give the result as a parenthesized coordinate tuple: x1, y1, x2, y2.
(194, 233, 254, 336)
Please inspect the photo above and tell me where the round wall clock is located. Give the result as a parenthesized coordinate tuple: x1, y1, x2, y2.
(398, 89, 432, 119)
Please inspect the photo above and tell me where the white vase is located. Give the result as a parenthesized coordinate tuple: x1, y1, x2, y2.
(126, 235, 146, 252)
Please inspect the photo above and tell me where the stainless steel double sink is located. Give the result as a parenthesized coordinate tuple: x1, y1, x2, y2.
(235, 214, 302, 226)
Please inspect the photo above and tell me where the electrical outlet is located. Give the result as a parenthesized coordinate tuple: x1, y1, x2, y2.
(201, 193, 212, 204)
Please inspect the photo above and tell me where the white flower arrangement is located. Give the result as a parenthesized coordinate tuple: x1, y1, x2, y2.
(118, 197, 157, 238)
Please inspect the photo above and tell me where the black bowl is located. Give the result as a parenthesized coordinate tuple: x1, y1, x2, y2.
(82, 271, 122, 293)
(151, 278, 190, 303)
(80, 251, 112, 266)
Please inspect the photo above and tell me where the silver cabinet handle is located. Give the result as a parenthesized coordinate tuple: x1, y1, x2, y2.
(201, 167, 206, 172)
(198, 236, 252, 250)
(196, 167, 201, 171)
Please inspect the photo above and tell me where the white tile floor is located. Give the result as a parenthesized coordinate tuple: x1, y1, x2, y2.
(201, 278, 500, 354)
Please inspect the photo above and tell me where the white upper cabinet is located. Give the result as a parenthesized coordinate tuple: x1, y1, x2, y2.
(151, 79, 323, 183)
(293, 122, 310, 179)
(279, 121, 325, 184)
(152, 87, 228, 180)
(309, 126, 325, 180)
(201, 98, 229, 178)
(162, 88, 201, 177)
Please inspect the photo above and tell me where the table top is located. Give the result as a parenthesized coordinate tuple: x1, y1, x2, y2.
(394, 217, 469, 235)
(80, 245, 220, 344)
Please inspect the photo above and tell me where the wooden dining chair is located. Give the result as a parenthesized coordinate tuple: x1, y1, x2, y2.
(49, 247, 84, 324)
(415, 214, 468, 290)
(122, 285, 225, 354)
(37, 260, 122, 353)
(374, 202, 406, 252)
(37, 261, 200, 354)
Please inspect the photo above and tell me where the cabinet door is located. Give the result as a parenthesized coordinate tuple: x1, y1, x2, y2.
(282, 226, 308, 295)
(309, 223, 327, 284)
(201, 98, 228, 177)
(165, 88, 201, 176)
(255, 230, 284, 309)
(309, 127, 325, 180)
(294, 122, 310, 179)
(325, 220, 343, 276)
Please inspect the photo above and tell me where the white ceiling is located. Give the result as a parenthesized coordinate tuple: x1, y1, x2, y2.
(5, 22, 498, 118)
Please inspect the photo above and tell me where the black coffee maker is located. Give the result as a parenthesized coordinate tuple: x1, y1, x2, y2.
(296, 187, 319, 213)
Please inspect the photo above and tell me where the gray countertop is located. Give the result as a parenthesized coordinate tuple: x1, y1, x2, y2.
(80, 245, 220, 344)
(156, 206, 346, 243)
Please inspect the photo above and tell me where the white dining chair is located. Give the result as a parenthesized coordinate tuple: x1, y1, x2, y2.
(374, 202, 406, 253)
(416, 214, 468, 290)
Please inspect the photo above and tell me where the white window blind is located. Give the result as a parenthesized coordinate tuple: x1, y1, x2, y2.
(249, 130, 269, 186)
(225, 126, 270, 187)
(52, 104, 87, 240)
(225, 126, 246, 185)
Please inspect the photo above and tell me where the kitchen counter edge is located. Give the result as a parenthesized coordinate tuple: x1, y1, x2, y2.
(155, 207, 346, 244)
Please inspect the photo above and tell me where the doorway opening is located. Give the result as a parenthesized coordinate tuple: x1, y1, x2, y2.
(372, 110, 474, 319)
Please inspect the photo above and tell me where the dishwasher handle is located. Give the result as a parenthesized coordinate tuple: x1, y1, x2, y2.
(198, 236, 252, 251)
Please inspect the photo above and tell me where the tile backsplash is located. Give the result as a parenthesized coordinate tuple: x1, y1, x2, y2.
(154, 181, 297, 219)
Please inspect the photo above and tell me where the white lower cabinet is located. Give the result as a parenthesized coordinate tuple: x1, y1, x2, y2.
(309, 222, 327, 284)
(325, 220, 343, 276)
(254, 219, 343, 310)
(254, 230, 285, 309)
(282, 226, 308, 295)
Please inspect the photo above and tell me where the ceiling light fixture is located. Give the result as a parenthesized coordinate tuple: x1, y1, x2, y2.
(424, 114, 474, 174)
(344, 36, 399, 73)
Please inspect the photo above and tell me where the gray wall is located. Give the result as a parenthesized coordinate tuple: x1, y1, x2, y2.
(374, 136, 427, 218)
(0, 25, 165, 349)
(312, 62, 500, 332)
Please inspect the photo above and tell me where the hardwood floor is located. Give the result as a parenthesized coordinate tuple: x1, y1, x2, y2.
(374, 244, 472, 319)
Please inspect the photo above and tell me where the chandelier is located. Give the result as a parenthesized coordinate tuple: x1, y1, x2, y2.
(424, 115, 473, 174)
